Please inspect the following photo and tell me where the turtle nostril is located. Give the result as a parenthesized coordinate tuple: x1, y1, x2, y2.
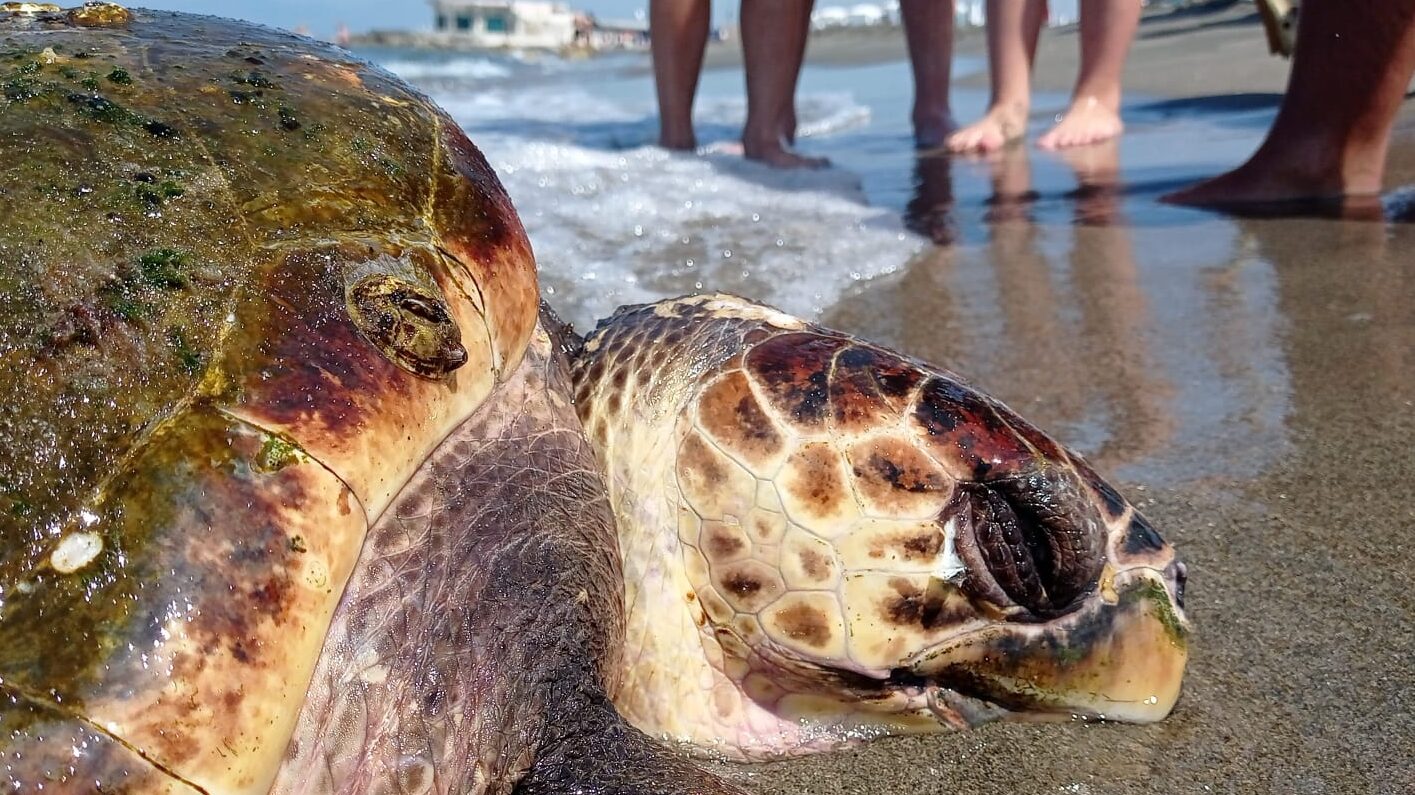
(1169, 561, 1188, 610)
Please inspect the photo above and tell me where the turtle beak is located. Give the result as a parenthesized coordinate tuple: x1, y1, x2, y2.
(908, 564, 1190, 728)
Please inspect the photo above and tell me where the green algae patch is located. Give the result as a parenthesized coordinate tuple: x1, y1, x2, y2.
(137, 248, 191, 288)
(3, 74, 37, 101)
(58, 89, 179, 137)
(133, 178, 184, 207)
(166, 326, 203, 374)
(2, 58, 42, 101)
(232, 69, 275, 88)
(104, 66, 130, 84)
(66, 91, 138, 124)
(1122, 577, 1189, 650)
(255, 433, 308, 473)
(96, 250, 197, 322)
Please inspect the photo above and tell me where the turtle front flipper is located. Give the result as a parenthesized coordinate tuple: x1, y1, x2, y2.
(269, 326, 746, 795)
(573, 294, 1190, 761)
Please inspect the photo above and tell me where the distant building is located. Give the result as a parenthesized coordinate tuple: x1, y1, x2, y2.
(429, 0, 577, 49)
(807, 0, 1075, 31)
(957, 0, 985, 28)
(587, 18, 649, 50)
(808, 2, 896, 30)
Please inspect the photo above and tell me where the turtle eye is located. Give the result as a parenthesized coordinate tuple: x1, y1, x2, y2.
(395, 291, 452, 324)
(347, 274, 467, 379)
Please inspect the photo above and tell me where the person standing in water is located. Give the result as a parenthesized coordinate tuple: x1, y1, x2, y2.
(901, 0, 958, 148)
(1166, 0, 1415, 206)
(947, 0, 1142, 152)
(651, 0, 824, 168)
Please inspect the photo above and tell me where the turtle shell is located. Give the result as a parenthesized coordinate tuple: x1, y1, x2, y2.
(0, 5, 536, 792)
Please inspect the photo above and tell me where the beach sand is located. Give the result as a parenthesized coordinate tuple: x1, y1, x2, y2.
(688, 5, 1415, 795)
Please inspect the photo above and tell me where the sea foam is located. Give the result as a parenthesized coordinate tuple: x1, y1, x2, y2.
(378, 56, 514, 82)
(406, 60, 923, 331)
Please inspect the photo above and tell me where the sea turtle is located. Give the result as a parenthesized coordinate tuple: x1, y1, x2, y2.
(0, 4, 1188, 794)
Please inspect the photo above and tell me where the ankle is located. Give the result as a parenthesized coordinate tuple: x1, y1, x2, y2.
(913, 94, 952, 117)
(741, 136, 783, 159)
(912, 104, 956, 147)
(1254, 133, 1352, 191)
(987, 97, 1030, 122)
(1338, 134, 1392, 195)
(659, 124, 697, 151)
(1068, 83, 1122, 113)
(741, 124, 784, 154)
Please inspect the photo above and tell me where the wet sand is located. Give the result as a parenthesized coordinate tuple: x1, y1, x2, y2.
(693, 6, 1415, 795)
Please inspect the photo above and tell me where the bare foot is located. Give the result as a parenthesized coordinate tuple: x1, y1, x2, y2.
(1036, 96, 1124, 150)
(946, 102, 1028, 154)
(1164, 165, 1385, 219)
(913, 108, 958, 150)
(1162, 154, 1365, 206)
(742, 138, 829, 169)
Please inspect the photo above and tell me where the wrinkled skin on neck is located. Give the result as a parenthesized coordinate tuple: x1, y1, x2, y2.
(272, 326, 748, 795)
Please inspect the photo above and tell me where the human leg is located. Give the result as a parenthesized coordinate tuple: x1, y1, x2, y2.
(741, 0, 826, 167)
(947, 0, 1048, 153)
(901, 0, 957, 148)
(779, 0, 814, 145)
(651, 0, 710, 150)
(1036, 0, 1140, 150)
(1166, 0, 1415, 204)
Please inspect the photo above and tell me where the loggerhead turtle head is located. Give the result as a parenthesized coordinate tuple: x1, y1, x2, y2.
(575, 294, 1189, 757)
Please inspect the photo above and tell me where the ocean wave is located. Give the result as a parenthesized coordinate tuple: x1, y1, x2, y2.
(399, 55, 920, 329)
(692, 90, 872, 142)
(470, 137, 923, 331)
(379, 57, 514, 81)
(795, 92, 873, 138)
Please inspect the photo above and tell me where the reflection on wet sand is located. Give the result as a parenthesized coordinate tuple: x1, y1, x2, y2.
(1063, 145, 1176, 470)
(828, 144, 1181, 478)
(904, 153, 957, 245)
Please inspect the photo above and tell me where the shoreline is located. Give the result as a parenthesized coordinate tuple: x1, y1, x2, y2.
(702, 2, 1413, 143)
(701, 3, 1294, 99)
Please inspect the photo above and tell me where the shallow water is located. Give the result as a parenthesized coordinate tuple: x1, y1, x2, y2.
(362, 47, 1414, 795)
